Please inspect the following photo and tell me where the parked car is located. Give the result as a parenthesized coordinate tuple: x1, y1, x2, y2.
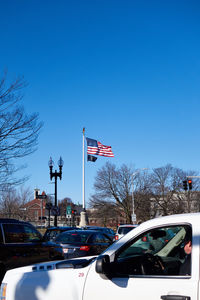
(43, 226, 78, 242)
(52, 229, 113, 259)
(83, 226, 115, 240)
(114, 224, 138, 241)
(0, 218, 60, 283)
(2, 213, 197, 300)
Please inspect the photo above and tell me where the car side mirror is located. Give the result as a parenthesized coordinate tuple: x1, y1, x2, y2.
(96, 255, 110, 275)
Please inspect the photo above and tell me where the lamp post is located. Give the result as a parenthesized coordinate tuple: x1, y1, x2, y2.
(48, 156, 64, 227)
(131, 168, 148, 223)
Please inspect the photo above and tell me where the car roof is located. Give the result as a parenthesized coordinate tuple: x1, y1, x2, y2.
(57, 229, 109, 238)
(46, 226, 76, 230)
(86, 226, 107, 228)
(118, 224, 138, 228)
(0, 218, 31, 225)
(59, 229, 108, 235)
(82, 226, 114, 232)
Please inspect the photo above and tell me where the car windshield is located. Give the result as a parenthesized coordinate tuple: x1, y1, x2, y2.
(44, 227, 77, 241)
(45, 230, 63, 241)
(55, 231, 91, 244)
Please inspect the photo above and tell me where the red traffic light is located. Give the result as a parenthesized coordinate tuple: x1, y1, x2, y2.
(188, 179, 192, 190)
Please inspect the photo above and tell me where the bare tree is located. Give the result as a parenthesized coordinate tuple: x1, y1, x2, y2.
(0, 71, 43, 188)
(89, 194, 120, 226)
(0, 188, 19, 218)
(90, 162, 134, 223)
(149, 164, 199, 216)
(0, 186, 32, 219)
(18, 186, 32, 205)
(131, 171, 152, 222)
(90, 162, 200, 224)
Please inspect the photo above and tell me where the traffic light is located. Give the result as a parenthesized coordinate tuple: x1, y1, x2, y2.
(183, 180, 188, 191)
(188, 179, 192, 190)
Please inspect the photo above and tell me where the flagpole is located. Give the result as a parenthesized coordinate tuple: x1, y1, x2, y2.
(82, 127, 85, 210)
(79, 127, 87, 227)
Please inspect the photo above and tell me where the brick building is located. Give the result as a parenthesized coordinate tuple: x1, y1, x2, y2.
(22, 189, 47, 226)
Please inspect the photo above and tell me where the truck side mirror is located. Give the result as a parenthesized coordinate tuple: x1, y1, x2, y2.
(95, 255, 110, 275)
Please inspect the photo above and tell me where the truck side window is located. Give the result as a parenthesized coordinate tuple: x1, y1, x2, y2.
(114, 225, 192, 277)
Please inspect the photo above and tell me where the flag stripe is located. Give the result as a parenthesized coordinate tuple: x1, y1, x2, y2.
(87, 146, 98, 154)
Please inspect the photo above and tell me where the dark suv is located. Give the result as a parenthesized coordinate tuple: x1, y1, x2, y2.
(0, 218, 59, 283)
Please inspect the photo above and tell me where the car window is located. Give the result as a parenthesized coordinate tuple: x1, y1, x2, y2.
(44, 229, 62, 241)
(118, 227, 134, 235)
(23, 225, 41, 242)
(114, 225, 192, 277)
(91, 233, 103, 243)
(3, 224, 25, 243)
(44, 228, 78, 241)
(56, 232, 89, 243)
(102, 234, 112, 243)
(91, 233, 110, 243)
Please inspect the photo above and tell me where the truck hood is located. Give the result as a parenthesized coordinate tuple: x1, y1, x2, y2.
(3, 256, 96, 300)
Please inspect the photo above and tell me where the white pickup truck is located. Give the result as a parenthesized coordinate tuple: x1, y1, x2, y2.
(1, 213, 198, 300)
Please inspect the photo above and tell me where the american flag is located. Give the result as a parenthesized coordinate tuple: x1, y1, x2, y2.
(86, 138, 114, 157)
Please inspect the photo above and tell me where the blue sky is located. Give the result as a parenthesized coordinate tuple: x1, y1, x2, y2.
(0, 1, 200, 205)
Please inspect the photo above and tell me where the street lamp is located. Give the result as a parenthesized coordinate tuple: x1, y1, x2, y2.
(131, 168, 148, 223)
(48, 156, 64, 226)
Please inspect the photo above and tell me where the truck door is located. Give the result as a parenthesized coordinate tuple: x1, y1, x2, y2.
(83, 224, 199, 300)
